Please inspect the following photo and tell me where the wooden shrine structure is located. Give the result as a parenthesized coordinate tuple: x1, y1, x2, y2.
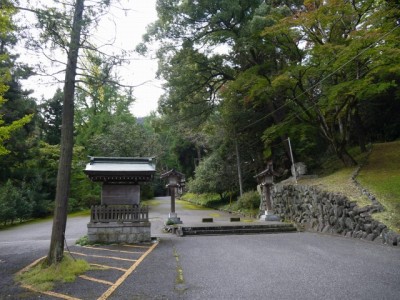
(84, 157, 156, 243)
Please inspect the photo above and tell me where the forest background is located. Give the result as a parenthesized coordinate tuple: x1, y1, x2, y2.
(0, 0, 399, 226)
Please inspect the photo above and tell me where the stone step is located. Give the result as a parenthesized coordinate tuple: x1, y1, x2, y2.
(177, 223, 297, 236)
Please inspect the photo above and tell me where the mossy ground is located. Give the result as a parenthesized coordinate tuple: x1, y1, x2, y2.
(176, 199, 213, 211)
(0, 210, 91, 230)
(141, 199, 162, 207)
(181, 193, 258, 217)
(15, 254, 91, 291)
(180, 193, 223, 208)
(68, 209, 90, 217)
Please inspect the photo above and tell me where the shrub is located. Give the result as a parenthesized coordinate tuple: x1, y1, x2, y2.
(75, 235, 90, 246)
(141, 185, 155, 200)
(237, 191, 260, 210)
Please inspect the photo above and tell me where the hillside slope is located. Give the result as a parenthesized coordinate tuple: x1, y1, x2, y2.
(298, 141, 400, 233)
(358, 141, 400, 233)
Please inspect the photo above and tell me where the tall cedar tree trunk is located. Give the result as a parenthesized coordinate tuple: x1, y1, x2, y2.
(46, 0, 84, 265)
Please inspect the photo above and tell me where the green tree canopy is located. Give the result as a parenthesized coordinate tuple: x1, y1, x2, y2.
(0, 1, 33, 156)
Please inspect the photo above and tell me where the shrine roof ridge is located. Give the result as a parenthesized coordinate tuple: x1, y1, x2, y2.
(84, 156, 156, 182)
(88, 156, 155, 165)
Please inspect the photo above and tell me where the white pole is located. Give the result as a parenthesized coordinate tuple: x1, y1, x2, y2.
(287, 137, 297, 184)
(234, 136, 243, 197)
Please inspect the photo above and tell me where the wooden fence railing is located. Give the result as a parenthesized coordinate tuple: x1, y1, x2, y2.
(90, 205, 149, 223)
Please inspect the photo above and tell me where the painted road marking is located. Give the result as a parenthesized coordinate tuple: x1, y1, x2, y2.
(79, 275, 114, 286)
(123, 244, 151, 249)
(69, 252, 137, 262)
(97, 242, 158, 300)
(17, 242, 158, 300)
(83, 245, 144, 254)
(21, 284, 81, 300)
(90, 263, 128, 272)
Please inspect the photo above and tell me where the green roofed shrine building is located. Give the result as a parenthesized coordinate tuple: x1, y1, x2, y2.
(84, 157, 156, 243)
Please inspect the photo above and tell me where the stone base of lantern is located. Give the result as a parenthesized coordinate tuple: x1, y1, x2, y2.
(260, 210, 280, 222)
(168, 212, 182, 224)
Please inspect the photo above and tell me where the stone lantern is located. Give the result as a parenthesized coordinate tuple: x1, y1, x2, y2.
(255, 162, 280, 221)
(160, 169, 184, 224)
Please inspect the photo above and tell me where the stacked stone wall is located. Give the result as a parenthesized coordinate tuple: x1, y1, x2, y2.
(272, 184, 399, 246)
(87, 222, 151, 243)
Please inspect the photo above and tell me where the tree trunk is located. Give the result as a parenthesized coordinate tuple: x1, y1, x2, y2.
(195, 146, 201, 166)
(353, 108, 367, 152)
(336, 105, 344, 138)
(335, 145, 357, 167)
(46, 0, 84, 265)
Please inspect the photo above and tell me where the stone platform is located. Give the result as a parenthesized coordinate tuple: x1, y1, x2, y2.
(175, 222, 297, 236)
(87, 222, 151, 243)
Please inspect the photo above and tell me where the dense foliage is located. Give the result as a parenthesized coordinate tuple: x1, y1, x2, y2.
(140, 0, 400, 199)
(237, 190, 261, 211)
(0, 0, 399, 225)
(0, 1, 163, 225)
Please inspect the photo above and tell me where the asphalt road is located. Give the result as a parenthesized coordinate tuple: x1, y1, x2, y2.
(109, 233, 400, 300)
(1, 198, 400, 300)
(0, 216, 89, 299)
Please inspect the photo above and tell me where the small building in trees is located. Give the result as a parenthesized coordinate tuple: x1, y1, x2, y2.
(84, 157, 156, 243)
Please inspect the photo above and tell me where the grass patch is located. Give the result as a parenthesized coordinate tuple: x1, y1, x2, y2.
(182, 193, 259, 217)
(0, 216, 53, 230)
(219, 202, 259, 218)
(208, 213, 221, 218)
(181, 193, 223, 208)
(317, 146, 369, 175)
(173, 247, 186, 292)
(16, 254, 91, 291)
(297, 168, 371, 207)
(242, 219, 255, 223)
(291, 144, 373, 208)
(357, 141, 400, 233)
(176, 199, 212, 211)
(68, 209, 90, 217)
(0, 210, 90, 231)
(141, 199, 162, 207)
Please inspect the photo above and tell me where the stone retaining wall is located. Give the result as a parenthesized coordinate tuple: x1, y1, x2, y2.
(87, 222, 151, 243)
(271, 184, 399, 246)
